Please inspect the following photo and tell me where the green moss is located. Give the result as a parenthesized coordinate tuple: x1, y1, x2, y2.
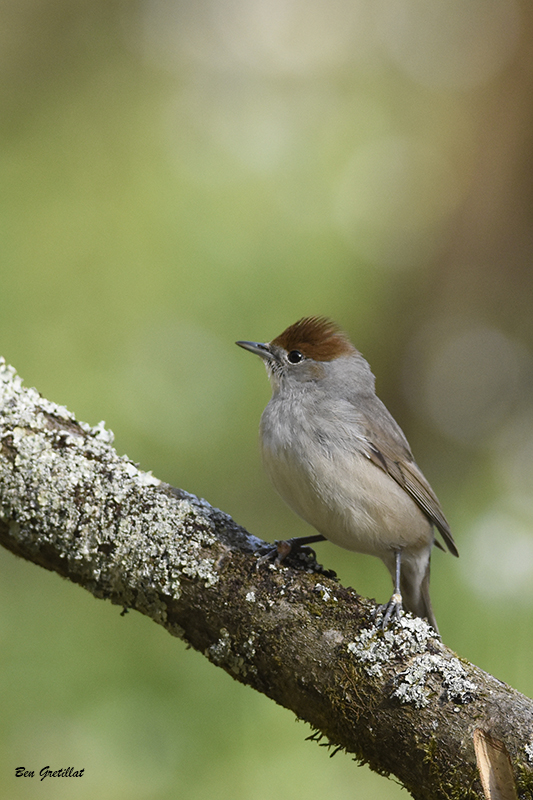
(515, 762, 533, 799)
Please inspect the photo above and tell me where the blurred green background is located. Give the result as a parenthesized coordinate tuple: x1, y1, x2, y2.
(2, 1, 533, 797)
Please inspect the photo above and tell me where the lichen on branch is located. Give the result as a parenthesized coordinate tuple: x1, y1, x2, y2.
(1, 356, 533, 800)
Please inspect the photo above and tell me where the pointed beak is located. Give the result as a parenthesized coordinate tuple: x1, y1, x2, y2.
(235, 340, 273, 361)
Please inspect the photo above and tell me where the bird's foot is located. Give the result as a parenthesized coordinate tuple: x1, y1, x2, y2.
(375, 592, 404, 629)
(255, 539, 295, 568)
(255, 538, 337, 579)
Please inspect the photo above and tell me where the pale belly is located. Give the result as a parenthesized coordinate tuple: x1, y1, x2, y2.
(261, 441, 432, 559)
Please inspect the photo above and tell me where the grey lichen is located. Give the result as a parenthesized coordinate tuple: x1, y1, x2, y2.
(393, 652, 477, 709)
(0, 357, 221, 617)
(207, 628, 233, 664)
(347, 614, 477, 709)
(347, 615, 434, 678)
(525, 742, 533, 764)
(207, 628, 257, 677)
(314, 582, 338, 603)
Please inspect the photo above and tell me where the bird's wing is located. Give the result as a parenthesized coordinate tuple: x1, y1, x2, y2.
(360, 415, 459, 557)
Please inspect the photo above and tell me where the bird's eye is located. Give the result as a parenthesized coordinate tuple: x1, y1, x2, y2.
(287, 350, 304, 364)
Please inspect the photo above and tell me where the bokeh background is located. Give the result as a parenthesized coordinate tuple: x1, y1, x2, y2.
(1, 1, 533, 797)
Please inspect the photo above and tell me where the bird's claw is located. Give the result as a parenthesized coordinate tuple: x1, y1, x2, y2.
(255, 538, 319, 568)
(255, 539, 337, 579)
(255, 540, 292, 569)
(375, 592, 403, 629)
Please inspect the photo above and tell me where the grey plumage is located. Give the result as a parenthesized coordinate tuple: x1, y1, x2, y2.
(237, 317, 458, 634)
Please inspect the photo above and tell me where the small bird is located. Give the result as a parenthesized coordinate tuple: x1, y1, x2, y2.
(237, 316, 458, 634)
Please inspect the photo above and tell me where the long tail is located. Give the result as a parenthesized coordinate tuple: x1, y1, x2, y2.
(400, 552, 439, 635)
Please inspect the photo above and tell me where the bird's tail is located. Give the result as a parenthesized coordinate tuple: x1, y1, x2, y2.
(400, 553, 439, 636)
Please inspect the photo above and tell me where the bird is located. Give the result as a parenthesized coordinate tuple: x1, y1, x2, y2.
(236, 316, 458, 634)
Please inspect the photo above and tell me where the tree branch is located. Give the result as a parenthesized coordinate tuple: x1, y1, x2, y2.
(1, 357, 532, 800)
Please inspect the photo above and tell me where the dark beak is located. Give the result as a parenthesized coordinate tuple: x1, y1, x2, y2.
(235, 340, 273, 361)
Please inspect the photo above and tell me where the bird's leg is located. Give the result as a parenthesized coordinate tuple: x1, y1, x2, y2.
(274, 534, 327, 563)
(256, 534, 326, 567)
(380, 549, 404, 628)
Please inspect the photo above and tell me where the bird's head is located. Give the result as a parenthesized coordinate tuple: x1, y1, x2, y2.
(236, 316, 372, 395)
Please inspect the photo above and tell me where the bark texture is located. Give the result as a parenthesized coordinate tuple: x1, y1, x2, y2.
(1, 356, 532, 800)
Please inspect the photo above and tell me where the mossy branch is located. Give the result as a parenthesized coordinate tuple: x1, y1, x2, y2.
(0, 357, 532, 800)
